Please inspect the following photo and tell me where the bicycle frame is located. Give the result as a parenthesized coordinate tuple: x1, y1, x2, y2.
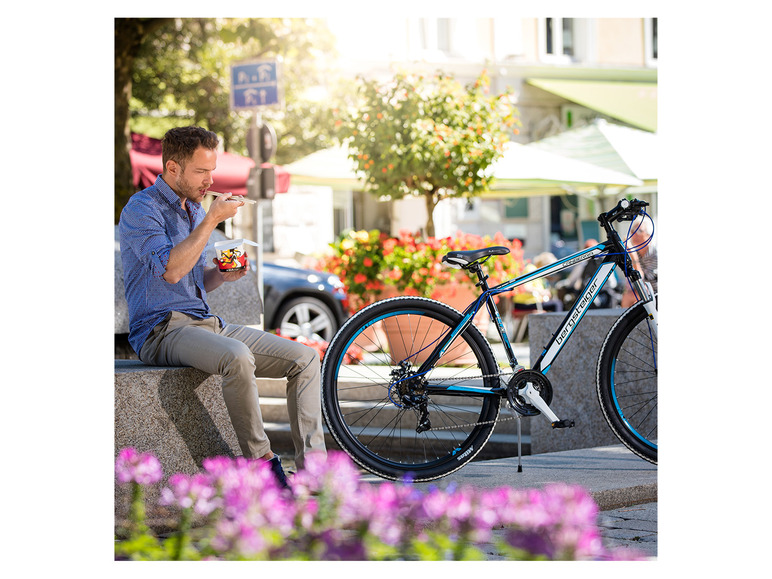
(416, 221, 657, 398)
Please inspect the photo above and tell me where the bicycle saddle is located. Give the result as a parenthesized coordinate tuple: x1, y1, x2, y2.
(442, 246, 510, 269)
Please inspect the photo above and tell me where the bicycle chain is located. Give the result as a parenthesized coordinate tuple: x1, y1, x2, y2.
(423, 413, 518, 431)
(409, 369, 523, 431)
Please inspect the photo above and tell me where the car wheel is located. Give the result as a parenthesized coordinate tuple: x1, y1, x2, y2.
(274, 297, 339, 342)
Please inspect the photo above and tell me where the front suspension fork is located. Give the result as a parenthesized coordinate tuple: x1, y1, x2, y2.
(633, 279, 658, 338)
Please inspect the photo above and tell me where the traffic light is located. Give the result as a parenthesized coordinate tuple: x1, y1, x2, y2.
(259, 123, 277, 163)
(246, 121, 278, 200)
(260, 166, 276, 200)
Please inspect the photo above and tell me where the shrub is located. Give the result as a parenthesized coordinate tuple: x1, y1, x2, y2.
(115, 448, 645, 561)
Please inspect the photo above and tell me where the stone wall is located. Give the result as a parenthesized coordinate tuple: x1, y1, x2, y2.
(527, 310, 627, 454)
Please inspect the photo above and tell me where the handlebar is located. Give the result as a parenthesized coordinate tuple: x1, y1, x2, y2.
(599, 198, 649, 225)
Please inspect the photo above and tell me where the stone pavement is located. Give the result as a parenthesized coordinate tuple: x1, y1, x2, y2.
(596, 501, 657, 558)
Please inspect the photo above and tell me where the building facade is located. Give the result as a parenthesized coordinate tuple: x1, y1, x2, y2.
(274, 17, 658, 260)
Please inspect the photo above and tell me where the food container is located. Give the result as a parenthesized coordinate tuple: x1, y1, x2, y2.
(213, 239, 259, 272)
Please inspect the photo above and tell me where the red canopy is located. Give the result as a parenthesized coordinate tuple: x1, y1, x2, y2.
(129, 132, 290, 196)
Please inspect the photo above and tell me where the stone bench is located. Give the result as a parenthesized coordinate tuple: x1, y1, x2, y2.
(114, 360, 295, 520)
(115, 360, 246, 476)
(527, 309, 633, 454)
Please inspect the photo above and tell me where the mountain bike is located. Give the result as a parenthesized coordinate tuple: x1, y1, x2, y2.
(321, 199, 657, 482)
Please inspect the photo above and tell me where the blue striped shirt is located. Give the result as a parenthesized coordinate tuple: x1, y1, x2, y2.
(119, 175, 214, 354)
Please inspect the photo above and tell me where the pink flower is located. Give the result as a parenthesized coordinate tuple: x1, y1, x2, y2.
(115, 447, 163, 486)
(160, 472, 221, 516)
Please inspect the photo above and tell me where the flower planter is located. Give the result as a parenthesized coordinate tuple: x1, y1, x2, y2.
(318, 228, 523, 366)
(380, 283, 489, 366)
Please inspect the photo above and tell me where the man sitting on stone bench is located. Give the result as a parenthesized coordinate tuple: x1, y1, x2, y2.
(118, 126, 326, 489)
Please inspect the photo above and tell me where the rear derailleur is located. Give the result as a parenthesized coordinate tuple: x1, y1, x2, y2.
(390, 362, 432, 433)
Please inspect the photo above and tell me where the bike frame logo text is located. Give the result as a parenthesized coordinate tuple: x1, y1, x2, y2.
(556, 278, 600, 345)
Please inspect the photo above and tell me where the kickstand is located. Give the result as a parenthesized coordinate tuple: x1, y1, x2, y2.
(516, 413, 523, 472)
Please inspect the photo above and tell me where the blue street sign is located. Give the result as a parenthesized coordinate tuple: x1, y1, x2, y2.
(231, 60, 281, 109)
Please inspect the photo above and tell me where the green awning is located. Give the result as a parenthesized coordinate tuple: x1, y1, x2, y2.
(528, 78, 657, 132)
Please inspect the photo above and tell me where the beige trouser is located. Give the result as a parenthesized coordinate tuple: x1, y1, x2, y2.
(139, 312, 326, 468)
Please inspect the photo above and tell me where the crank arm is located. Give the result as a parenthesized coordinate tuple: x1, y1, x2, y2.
(520, 383, 574, 429)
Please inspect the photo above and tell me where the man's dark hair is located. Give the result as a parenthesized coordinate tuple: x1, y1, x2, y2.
(162, 126, 219, 171)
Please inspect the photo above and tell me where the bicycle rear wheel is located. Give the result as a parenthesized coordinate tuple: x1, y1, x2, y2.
(596, 300, 658, 463)
(321, 296, 501, 482)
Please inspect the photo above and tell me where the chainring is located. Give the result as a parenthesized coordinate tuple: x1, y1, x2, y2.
(506, 369, 554, 417)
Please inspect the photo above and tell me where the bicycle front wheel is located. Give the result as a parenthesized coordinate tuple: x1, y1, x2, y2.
(596, 299, 658, 463)
(321, 296, 501, 482)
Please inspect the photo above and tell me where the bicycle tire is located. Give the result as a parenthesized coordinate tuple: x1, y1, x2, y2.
(596, 299, 658, 463)
(321, 296, 501, 482)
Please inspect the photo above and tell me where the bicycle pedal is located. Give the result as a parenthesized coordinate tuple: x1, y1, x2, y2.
(551, 419, 575, 429)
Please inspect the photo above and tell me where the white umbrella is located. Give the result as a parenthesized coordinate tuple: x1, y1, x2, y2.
(529, 119, 657, 181)
(282, 145, 363, 188)
(284, 133, 645, 196)
(486, 140, 642, 197)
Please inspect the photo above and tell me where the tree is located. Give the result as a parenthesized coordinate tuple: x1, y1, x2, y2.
(334, 70, 520, 237)
(115, 18, 172, 223)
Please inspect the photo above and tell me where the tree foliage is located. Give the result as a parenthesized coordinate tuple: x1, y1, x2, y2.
(115, 18, 173, 223)
(131, 18, 338, 156)
(115, 18, 342, 222)
(334, 71, 520, 236)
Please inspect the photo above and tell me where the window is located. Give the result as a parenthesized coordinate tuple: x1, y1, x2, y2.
(437, 18, 450, 52)
(546, 18, 555, 54)
(504, 198, 529, 219)
(540, 17, 577, 63)
(418, 18, 451, 54)
(645, 18, 658, 66)
(494, 17, 524, 59)
(562, 18, 575, 56)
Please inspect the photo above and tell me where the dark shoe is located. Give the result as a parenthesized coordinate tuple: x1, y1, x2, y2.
(268, 455, 291, 490)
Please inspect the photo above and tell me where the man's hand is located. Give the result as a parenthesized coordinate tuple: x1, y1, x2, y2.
(208, 193, 245, 222)
(204, 259, 248, 292)
(214, 258, 249, 282)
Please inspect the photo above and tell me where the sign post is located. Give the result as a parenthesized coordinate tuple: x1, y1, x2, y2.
(230, 59, 282, 328)
(231, 60, 282, 110)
